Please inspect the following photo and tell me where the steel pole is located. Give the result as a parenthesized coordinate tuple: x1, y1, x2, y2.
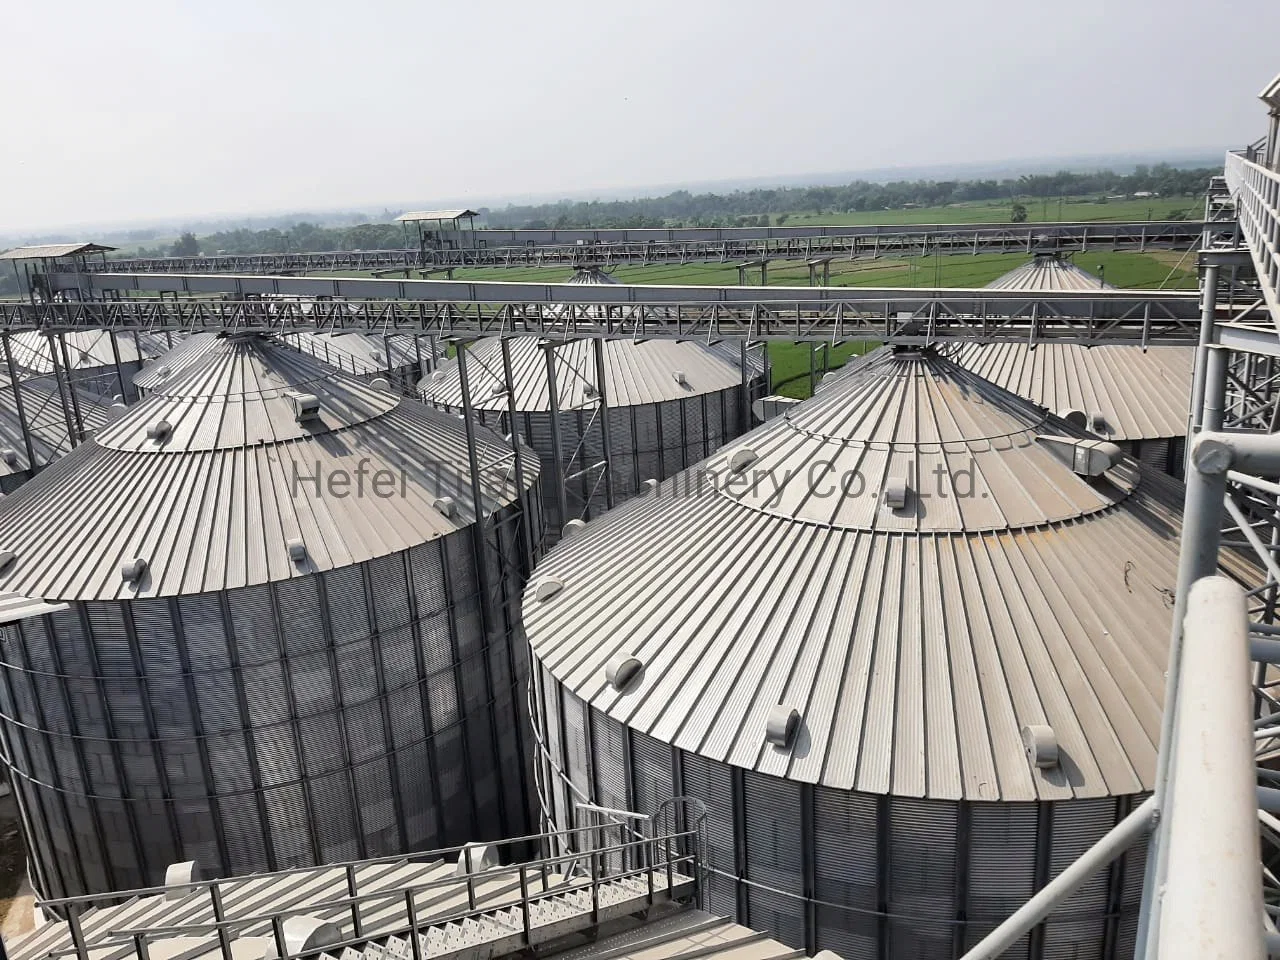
(1159, 577, 1263, 960)
(1138, 343, 1229, 958)
(590, 337, 614, 512)
(542, 344, 570, 530)
(2, 334, 38, 473)
(499, 337, 537, 571)
(1188, 263, 1220, 435)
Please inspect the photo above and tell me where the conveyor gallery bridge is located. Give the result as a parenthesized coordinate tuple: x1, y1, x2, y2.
(3, 280, 1206, 345)
(58, 219, 1210, 274)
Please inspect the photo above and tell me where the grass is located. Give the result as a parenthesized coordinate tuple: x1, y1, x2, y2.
(428, 250, 1197, 292)
(778, 196, 1198, 226)
(768, 340, 879, 399)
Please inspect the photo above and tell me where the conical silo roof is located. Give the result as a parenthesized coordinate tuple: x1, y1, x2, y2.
(136, 331, 419, 393)
(944, 341, 1192, 442)
(8, 330, 169, 375)
(421, 266, 765, 411)
(132, 331, 223, 392)
(0, 335, 537, 600)
(420, 336, 766, 412)
(984, 253, 1110, 290)
(0, 374, 113, 481)
(940, 254, 1193, 443)
(523, 347, 1210, 803)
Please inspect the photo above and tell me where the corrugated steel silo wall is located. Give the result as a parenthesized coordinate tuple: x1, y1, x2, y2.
(437, 384, 759, 547)
(532, 672, 1145, 960)
(0, 500, 540, 899)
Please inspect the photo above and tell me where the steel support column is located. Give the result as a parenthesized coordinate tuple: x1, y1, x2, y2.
(590, 338, 614, 512)
(542, 344, 570, 532)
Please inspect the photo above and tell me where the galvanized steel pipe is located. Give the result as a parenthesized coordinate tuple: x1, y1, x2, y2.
(1159, 576, 1263, 960)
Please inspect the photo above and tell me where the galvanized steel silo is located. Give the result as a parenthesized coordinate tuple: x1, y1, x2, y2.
(9, 330, 172, 403)
(522, 346, 1215, 960)
(136, 332, 424, 398)
(948, 254, 1193, 477)
(0, 335, 542, 899)
(420, 331, 766, 544)
(0, 374, 112, 492)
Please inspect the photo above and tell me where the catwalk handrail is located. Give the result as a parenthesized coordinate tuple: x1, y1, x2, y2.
(34, 818, 664, 914)
(45, 831, 698, 960)
(1223, 151, 1280, 326)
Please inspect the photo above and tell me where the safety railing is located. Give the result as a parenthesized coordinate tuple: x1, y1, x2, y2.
(32, 817, 701, 960)
(1224, 151, 1280, 325)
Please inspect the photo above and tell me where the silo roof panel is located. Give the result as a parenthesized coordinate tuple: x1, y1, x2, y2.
(420, 335, 766, 411)
(946, 341, 1193, 443)
(522, 348, 1251, 802)
(0, 336, 537, 600)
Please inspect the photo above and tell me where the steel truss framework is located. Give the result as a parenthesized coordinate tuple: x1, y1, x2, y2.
(50, 219, 1211, 274)
(0, 292, 1203, 346)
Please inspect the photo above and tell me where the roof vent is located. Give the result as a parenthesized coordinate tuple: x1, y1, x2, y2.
(120, 557, 148, 584)
(1037, 436, 1124, 477)
(534, 576, 564, 602)
(371, 351, 384, 363)
(264, 917, 343, 959)
(1090, 414, 1108, 434)
(286, 391, 321, 422)
(164, 860, 201, 900)
(728, 448, 758, 474)
(0, 551, 17, 575)
(643, 478, 659, 494)
(0, 448, 18, 467)
(673, 371, 688, 387)
(433, 496, 457, 519)
(155, 364, 171, 381)
(583, 384, 599, 399)
(1057, 408, 1088, 430)
(765, 705, 801, 749)
(286, 538, 307, 563)
(605, 654, 644, 692)
(562, 518, 588, 539)
(1021, 724, 1059, 769)
(883, 476, 909, 510)
(146, 420, 172, 442)
(454, 843, 499, 877)
(369, 376, 390, 391)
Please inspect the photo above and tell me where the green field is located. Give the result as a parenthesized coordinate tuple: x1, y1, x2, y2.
(778, 196, 1198, 226)
(438, 249, 1198, 292)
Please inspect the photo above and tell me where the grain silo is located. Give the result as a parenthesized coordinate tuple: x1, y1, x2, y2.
(419, 269, 766, 544)
(9, 330, 172, 402)
(0, 374, 113, 492)
(0, 334, 542, 900)
(943, 253, 1194, 477)
(523, 346, 1206, 960)
(136, 331, 424, 397)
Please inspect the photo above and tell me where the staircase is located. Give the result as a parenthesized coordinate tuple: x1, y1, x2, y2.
(12, 821, 698, 960)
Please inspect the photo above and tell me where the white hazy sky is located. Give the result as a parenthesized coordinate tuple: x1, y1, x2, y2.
(5, 0, 1280, 232)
